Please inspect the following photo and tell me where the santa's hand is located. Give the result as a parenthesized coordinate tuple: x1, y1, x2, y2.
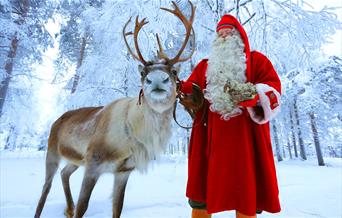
(179, 81, 193, 94)
(238, 94, 259, 107)
(225, 80, 258, 103)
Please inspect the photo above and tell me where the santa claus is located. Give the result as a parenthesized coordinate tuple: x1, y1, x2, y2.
(180, 14, 282, 218)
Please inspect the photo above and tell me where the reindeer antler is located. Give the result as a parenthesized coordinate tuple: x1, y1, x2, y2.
(123, 16, 148, 65)
(157, 0, 196, 65)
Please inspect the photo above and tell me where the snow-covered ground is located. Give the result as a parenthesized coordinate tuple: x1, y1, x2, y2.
(0, 151, 341, 218)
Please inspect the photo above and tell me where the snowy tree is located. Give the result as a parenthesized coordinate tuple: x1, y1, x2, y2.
(53, 0, 105, 94)
(0, 0, 57, 150)
(280, 55, 342, 163)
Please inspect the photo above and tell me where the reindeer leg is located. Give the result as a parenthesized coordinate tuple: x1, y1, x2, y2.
(61, 163, 79, 218)
(34, 152, 60, 218)
(73, 162, 100, 218)
(112, 171, 132, 218)
(112, 157, 135, 218)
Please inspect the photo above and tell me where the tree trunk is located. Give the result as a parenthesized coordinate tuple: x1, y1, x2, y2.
(169, 143, 174, 155)
(71, 36, 87, 94)
(327, 145, 339, 158)
(294, 98, 306, 160)
(289, 108, 298, 158)
(235, 0, 240, 21)
(217, 0, 225, 21)
(185, 128, 190, 155)
(287, 137, 293, 159)
(123, 69, 129, 97)
(272, 120, 283, 162)
(206, 0, 225, 22)
(4, 125, 15, 150)
(261, 1, 268, 53)
(309, 112, 325, 166)
(0, 37, 18, 116)
(1, 0, 30, 116)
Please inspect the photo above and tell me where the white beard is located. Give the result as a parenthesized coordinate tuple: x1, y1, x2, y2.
(204, 30, 247, 120)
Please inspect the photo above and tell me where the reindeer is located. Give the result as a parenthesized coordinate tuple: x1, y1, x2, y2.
(34, 1, 195, 218)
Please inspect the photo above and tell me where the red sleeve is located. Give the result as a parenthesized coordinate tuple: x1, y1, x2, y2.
(251, 51, 281, 94)
(238, 95, 259, 107)
(180, 59, 207, 94)
(247, 52, 282, 124)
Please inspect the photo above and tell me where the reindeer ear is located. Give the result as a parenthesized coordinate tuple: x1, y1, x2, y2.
(138, 65, 145, 77)
(171, 64, 181, 76)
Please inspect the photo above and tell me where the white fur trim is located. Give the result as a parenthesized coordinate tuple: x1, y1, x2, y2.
(247, 83, 281, 124)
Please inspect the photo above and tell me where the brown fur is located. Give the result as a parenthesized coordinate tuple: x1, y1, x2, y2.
(35, 97, 175, 218)
(58, 145, 84, 164)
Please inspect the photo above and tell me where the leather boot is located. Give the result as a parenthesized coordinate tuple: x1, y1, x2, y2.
(191, 208, 212, 218)
(236, 211, 256, 218)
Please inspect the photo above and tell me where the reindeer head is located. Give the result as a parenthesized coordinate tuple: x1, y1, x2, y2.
(123, 1, 196, 113)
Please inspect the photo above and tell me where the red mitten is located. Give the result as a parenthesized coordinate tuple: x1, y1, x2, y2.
(180, 81, 194, 94)
(238, 95, 259, 107)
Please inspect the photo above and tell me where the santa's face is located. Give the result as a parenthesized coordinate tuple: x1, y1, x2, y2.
(204, 28, 247, 120)
(217, 28, 234, 39)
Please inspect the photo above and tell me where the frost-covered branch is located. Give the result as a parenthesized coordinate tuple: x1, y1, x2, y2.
(226, 0, 253, 13)
(242, 12, 255, 26)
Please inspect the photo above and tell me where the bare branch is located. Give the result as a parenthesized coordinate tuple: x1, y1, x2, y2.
(10, 73, 47, 82)
(242, 12, 256, 26)
(226, 0, 253, 13)
(200, 24, 215, 33)
(205, 0, 214, 11)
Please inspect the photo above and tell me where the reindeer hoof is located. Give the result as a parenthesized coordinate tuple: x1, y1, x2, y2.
(64, 207, 74, 218)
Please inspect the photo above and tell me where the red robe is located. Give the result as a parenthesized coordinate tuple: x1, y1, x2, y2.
(182, 15, 282, 216)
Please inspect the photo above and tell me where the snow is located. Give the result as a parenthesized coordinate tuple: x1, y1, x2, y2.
(0, 151, 341, 218)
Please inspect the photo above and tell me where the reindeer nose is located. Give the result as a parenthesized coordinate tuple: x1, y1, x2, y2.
(152, 79, 166, 89)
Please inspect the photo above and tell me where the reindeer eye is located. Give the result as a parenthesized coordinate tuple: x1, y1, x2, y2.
(171, 70, 178, 76)
(163, 78, 170, 83)
(146, 78, 152, 84)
